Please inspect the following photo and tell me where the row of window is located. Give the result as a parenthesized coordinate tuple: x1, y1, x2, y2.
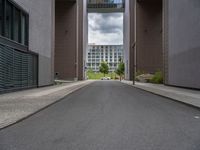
(88, 61, 120, 63)
(0, 0, 28, 46)
(88, 55, 122, 57)
(88, 64, 120, 67)
(88, 56, 122, 60)
(89, 49, 123, 52)
(89, 52, 123, 54)
(89, 45, 123, 49)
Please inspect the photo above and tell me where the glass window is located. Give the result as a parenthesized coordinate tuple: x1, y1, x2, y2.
(21, 14, 26, 45)
(0, 0, 29, 46)
(0, 0, 3, 35)
(13, 8, 20, 42)
(5, 1, 12, 39)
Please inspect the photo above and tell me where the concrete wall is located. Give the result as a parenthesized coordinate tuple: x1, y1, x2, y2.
(136, 0, 163, 73)
(12, 0, 86, 85)
(54, 0, 86, 81)
(126, 0, 163, 80)
(123, 0, 130, 79)
(164, 0, 200, 89)
(77, 0, 88, 80)
(82, 0, 88, 80)
(13, 0, 55, 86)
(55, 1, 77, 80)
(124, 0, 135, 80)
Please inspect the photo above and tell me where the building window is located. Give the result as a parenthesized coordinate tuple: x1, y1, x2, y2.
(0, 0, 29, 46)
(5, 1, 12, 39)
(21, 13, 28, 45)
(0, 0, 3, 35)
(13, 8, 20, 42)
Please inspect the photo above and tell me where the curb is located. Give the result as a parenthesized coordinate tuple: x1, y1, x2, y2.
(121, 81, 200, 110)
(0, 81, 94, 130)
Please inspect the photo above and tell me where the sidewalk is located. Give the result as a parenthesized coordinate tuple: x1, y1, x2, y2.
(0, 80, 94, 129)
(122, 80, 200, 109)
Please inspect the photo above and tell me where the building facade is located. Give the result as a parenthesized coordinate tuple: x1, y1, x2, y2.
(0, 0, 87, 93)
(125, 0, 200, 89)
(163, 0, 200, 89)
(54, 0, 87, 81)
(87, 45, 123, 72)
(0, 0, 55, 93)
(0, 0, 199, 93)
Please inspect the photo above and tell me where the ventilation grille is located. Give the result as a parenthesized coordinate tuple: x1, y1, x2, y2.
(0, 44, 38, 92)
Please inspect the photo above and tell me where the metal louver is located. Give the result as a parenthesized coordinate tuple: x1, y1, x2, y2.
(0, 44, 38, 93)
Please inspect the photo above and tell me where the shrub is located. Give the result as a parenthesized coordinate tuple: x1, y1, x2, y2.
(115, 62, 125, 81)
(99, 62, 109, 77)
(149, 71, 163, 84)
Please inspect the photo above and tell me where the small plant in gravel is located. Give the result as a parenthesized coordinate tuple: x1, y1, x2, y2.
(149, 71, 163, 84)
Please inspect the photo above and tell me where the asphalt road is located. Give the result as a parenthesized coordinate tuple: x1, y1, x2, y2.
(0, 81, 200, 150)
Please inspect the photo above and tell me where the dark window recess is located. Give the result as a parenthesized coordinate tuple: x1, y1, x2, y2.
(13, 8, 20, 43)
(0, 0, 29, 46)
(21, 14, 25, 45)
(5, 1, 12, 39)
(22, 14, 28, 46)
(0, 0, 3, 35)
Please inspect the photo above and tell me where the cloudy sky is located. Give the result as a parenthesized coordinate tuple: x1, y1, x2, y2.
(88, 13, 123, 45)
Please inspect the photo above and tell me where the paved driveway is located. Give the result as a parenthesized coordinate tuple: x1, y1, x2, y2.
(0, 81, 200, 150)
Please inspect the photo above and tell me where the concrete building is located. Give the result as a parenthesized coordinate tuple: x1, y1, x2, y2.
(0, 0, 199, 93)
(124, 0, 163, 80)
(54, 0, 87, 81)
(0, 0, 87, 93)
(0, 0, 55, 93)
(87, 44, 123, 72)
(163, 0, 200, 89)
(124, 0, 200, 89)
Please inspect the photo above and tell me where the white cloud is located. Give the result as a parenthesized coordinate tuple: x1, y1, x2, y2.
(88, 13, 123, 45)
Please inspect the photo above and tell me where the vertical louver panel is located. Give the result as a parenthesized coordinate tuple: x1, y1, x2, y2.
(13, 49, 22, 88)
(21, 52, 28, 87)
(4, 46, 14, 89)
(28, 54, 34, 87)
(0, 45, 4, 91)
(32, 55, 38, 86)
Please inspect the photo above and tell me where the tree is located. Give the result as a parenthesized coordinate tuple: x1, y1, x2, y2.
(115, 61, 125, 81)
(99, 61, 109, 77)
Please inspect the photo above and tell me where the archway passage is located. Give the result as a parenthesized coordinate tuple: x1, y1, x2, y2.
(136, 0, 163, 74)
(54, 0, 87, 81)
(55, 0, 77, 80)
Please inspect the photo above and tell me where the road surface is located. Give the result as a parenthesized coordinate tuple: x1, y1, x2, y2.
(0, 81, 200, 150)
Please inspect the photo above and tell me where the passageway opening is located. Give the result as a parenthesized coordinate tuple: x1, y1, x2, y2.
(136, 0, 163, 74)
(86, 0, 125, 79)
(54, 0, 87, 81)
(55, 0, 78, 80)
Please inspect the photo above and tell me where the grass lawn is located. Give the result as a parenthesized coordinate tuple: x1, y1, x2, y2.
(87, 71, 118, 80)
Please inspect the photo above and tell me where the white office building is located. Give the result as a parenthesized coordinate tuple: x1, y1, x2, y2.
(87, 45, 123, 72)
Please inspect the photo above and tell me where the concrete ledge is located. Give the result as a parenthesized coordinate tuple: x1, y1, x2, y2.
(0, 80, 94, 129)
(122, 80, 200, 109)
